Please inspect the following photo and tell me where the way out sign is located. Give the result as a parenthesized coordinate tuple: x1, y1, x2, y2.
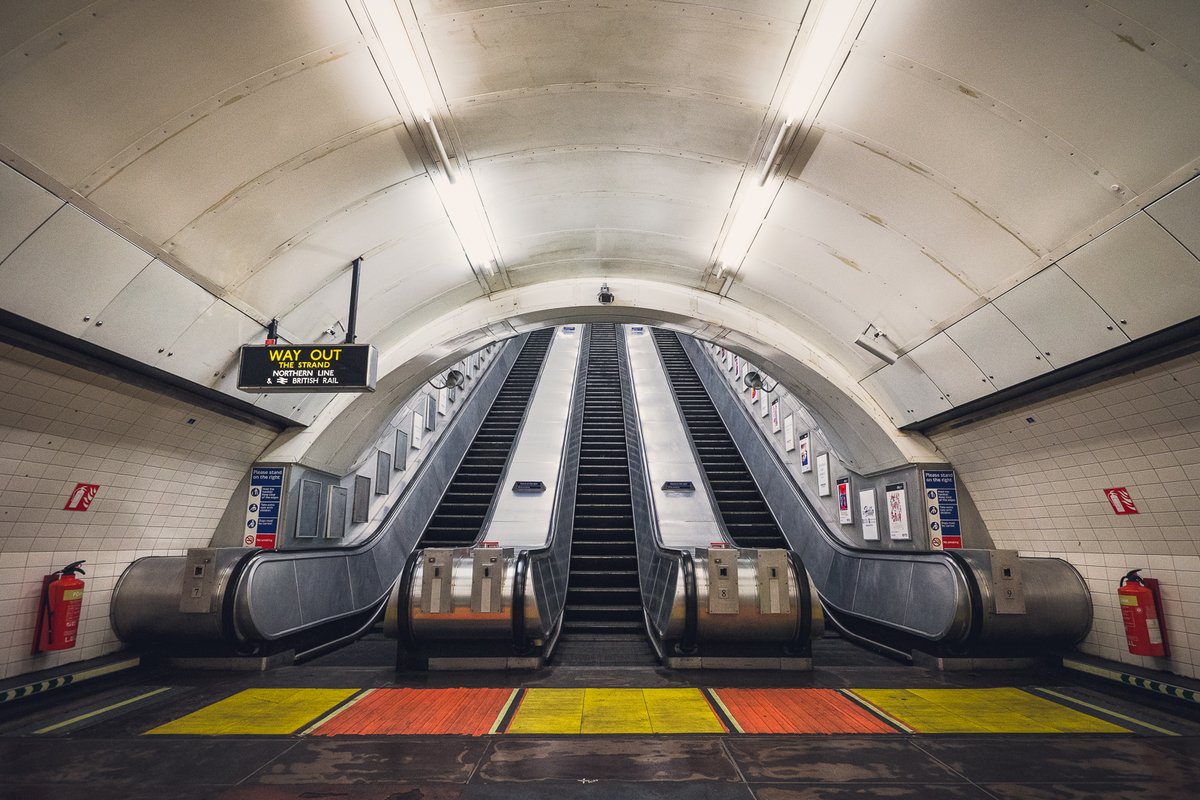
(238, 344, 378, 393)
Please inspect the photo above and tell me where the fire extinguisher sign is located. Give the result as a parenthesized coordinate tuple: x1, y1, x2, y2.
(244, 466, 285, 549)
(1104, 487, 1139, 515)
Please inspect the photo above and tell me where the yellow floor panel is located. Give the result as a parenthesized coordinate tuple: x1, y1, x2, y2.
(850, 688, 1130, 734)
(147, 688, 359, 735)
(645, 688, 726, 734)
(507, 688, 724, 734)
(507, 688, 586, 734)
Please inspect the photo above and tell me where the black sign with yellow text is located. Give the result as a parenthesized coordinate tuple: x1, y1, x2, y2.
(237, 344, 378, 393)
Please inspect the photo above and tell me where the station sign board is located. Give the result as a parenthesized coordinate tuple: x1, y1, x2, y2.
(238, 344, 378, 393)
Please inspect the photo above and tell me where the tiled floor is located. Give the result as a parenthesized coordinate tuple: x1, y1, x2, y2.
(1, 635, 1198, 799)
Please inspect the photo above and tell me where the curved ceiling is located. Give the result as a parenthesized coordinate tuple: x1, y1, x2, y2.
(1, 0, 1199, 459)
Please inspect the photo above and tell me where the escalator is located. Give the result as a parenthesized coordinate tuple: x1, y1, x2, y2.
(650, 328, 788, 550)
(555, 323, 656, 665)
(417, 328, 555, 549)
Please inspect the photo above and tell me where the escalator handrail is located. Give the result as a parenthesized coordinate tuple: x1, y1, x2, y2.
(674, 333, 978, 642)
(512, 325, 590, 653)
(234, 336, 525, 643)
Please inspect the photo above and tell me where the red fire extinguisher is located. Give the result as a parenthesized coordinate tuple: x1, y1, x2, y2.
(1118, 569, 1168, 657)
(33, 561, 87, 654)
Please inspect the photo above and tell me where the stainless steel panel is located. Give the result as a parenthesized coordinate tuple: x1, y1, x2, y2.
(1058, 211, 1200, 340)
(993, 265, 1128, 367)
(906, 332, 994, 407)
(1146, 174, 1200, 260)
(83, 259, 217, 363)
(483, 328, 582, 547)
(756, 550, 791, 615)
(179, 548, 219, 614)
(420, 549, 455, 614)
(471, 547, 509, 614)
(352, 474, 371, 524)
(860, 356, 952, 426)
(375, 451, 391, 495)
(0, 205, 154, 336)
(705, 548, 741, 614)
(990, 550, 1026, 615)
(944, 304, 1051, 390)
(0, 163, 63, 263)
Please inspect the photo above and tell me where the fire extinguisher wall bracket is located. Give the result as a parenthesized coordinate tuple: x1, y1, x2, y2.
(1118, 568, 1168, 658)
(32, 560, 88, 655)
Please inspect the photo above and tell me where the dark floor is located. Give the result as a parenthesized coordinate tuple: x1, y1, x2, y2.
(1, 633, 1198, 800)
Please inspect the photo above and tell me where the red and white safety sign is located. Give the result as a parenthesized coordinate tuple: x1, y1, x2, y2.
(64, 483, 100, 512)
(1104, 487, 1138, 515)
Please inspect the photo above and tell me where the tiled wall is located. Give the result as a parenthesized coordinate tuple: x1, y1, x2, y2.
(931, 350, 1200, 678)
(0, 343, 276, 679)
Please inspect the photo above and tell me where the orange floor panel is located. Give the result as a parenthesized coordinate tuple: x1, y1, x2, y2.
(309, 687, 516, 736)
(713, 688, 899, 734)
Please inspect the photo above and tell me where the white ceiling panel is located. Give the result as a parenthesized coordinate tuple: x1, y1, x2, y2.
(0, 164, 64, 264)
(156, 300, 264, 387)
(0, 205, 152, 334)
(819, 47, 1121, 251)
(760, 182, 979, 333)
(907, 332, 995, 407)
(424, 3, 796, 102)
(85, 44, 397, 245)
(475, 151, 739, 208)
(1058, 212, 1200, 341)
(167, 125, 426, 289)
(860, 356, 951, 426)
(83, 259, 218, 362)
(499, 229, 697, 272)
(858, 0, 1200, 195)
(795, 131, 1040, 292)
(489, 193, 723, 243)
(1146, 174, 1200, 260)
(454, 91, 762, 162)
(233, 180, 453, 313)
(0, 0, 93, 55)
(0, 0, 361, 186)
(993, 265, 1129, 368)
(944, 304, 1051, 390)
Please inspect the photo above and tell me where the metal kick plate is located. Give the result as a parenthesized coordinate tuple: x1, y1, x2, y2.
(471, 548, 507, 614)
(756, 550, 791, 615)
(990, 550, 1026, 615)
(420, 549, 455, 614)
(706, 549, 740, 614)
(179, 548, 217, 613)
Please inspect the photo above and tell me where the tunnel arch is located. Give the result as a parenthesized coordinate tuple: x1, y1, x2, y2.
(263, 278, 943, 478)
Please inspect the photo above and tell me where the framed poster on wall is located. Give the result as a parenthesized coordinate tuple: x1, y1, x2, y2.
(784, 414, 795, 451)
(816, 453, 831, 496)
(837, 478, 852, 524)
(770, 400, 781, 432)
(760, 391, 770, 417)
(886, 482, 910, 540)
(798, 434, 811, 472)
(859, 489, 879, 540)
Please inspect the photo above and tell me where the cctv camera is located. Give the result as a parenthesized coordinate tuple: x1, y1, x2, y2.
(597, 283, 614, 304)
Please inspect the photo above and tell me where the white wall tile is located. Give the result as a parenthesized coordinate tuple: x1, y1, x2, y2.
(0, 344, 276, 679)
(931, 350, 1200, 679)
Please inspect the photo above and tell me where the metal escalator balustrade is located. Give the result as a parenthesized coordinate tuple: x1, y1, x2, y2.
(419, 329, 555, 549)
(557, 323, 655, 663)
(649, 329, 788, 551)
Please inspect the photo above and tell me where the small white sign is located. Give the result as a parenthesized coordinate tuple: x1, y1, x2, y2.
(784, 414, 795, 451)
(798, 434, 811, 472)
(412, 412, 424, 449)
(816, 452, 831, 496)
(437, 387, 449, 416)
(760, 390, 770, 417)
(770, 400, 781, 433)
(859, 489, 879, 540)
(886, 483, 910, 540)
